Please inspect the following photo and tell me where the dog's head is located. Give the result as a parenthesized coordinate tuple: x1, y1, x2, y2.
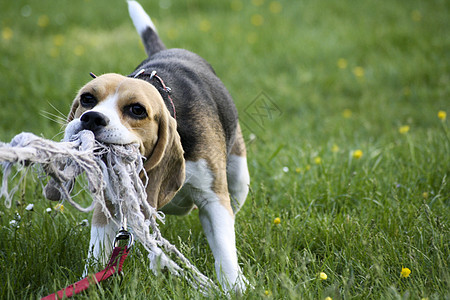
(45, 73, 185, 209)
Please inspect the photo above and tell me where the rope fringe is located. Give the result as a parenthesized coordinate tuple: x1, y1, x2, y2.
(0, 130, 216, 293)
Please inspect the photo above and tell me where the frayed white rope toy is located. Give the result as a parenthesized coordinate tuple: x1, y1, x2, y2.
(0, 130, 215, 293)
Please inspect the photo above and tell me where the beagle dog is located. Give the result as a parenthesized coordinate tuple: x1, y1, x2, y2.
(57, 1, 250, 293)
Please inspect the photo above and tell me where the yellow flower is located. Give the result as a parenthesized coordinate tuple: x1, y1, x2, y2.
(53, 34, 65, 47)
(353, 67, 364, 78)
(295, 167, 302, 173)
(331, 144, 340, 153)
(438, 110, 446, 121)
(269, 1, 282, 14)
(314, 157, 322, 165)
(411, 10, 422, 22)
(325, 297, 333, 300)
(199, 20, 211, 32)
(38, 15, 50, 28)
(422, 192, 429, 199)
(2, 27, 13, 41)
(401, 267, 411, 278)
(398, 125, 410, 134)
(353, 66, 365, 78)
(264, 290, 271, 296)
(54, 204, 64, 212)
(273, 217, 281, 225)
(337, 58, 348, 69)
(319, 272, 328, 280)
(74, 45, 85, 56)
(342, 109, 352, 118)
(251, 14, 264, 27)
(352, 150, 363, 159)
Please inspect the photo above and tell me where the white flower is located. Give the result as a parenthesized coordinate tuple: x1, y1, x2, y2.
(9, 220, 19, 227)
(45, 208, 52, 213)
(25, 204, 34, 211)
(283, 166, 289, 173)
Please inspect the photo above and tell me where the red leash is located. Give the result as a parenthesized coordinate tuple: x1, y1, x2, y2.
(42, 230, 133, 300)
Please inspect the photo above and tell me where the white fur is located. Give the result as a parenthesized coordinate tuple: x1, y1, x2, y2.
(185, 159, 217, 210)
(83, 222, 118, 277)
(160, 159, 217, 214)
(65, 93, 139, 145)
(84, 222, 181, 277)
(226, 155, 250, 214)
(199, 201, 248, 293)
(127, 0, 157, 34)
(170, 159, 248, 292)
(74, 113, 250, 293)
(68, 34, 250, 292)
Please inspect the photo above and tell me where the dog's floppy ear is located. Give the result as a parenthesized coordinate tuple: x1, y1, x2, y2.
(144, 109, 185, 209)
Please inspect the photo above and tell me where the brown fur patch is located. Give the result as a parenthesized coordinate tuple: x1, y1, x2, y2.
(69, 73, 185, 214)
(92, 200, 116, 226)
(143, 107, 185, 210)
(230, 123, 246, 157)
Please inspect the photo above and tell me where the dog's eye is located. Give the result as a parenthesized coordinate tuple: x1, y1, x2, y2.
(80, 93, 97, 108)
(127, 104, 147, 119)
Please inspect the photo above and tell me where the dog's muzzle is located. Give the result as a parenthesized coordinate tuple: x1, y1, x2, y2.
(80, 111, 110, 133)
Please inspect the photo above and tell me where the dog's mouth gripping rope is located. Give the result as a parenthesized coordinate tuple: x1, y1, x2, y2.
(0, 130, 216, 296)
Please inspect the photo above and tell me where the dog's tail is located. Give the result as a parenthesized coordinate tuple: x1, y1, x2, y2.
(128, 1, 166, 57)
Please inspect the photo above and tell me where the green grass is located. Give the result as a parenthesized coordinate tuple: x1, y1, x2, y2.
(1, 0, 449, 299)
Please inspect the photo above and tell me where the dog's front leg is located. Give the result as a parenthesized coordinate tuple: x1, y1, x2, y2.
(82, 203, 118, 277)
(199, 201, 248, 294)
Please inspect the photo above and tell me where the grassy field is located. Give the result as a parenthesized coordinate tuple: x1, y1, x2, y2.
(1, 0, 449, 299)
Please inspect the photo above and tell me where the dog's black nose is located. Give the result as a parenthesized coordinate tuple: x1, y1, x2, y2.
(80, 111, 110, 132)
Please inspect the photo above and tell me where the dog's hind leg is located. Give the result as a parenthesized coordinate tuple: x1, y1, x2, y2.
(227, 123, 250, 214)
(187, 158, 249, 293)
(198, 200, 249, 294)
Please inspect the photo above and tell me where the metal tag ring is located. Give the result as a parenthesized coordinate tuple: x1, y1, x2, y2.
(114, 229, 134, 249)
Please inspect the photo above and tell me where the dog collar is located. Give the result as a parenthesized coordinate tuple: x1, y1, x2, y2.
(133, 69, 176, 119)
